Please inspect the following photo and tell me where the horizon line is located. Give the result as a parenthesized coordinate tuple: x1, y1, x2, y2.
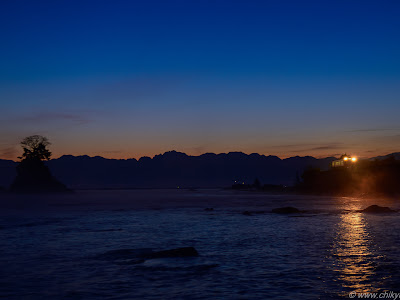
(2, 150, 398, 163)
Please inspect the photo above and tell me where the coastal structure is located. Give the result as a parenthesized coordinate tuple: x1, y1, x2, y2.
(331, 154, 357, 168)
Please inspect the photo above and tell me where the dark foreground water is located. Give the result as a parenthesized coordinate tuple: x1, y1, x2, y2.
(1, 189, 400, 299)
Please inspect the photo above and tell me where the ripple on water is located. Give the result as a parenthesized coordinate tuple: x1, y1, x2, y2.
(1, 191, 400, 299)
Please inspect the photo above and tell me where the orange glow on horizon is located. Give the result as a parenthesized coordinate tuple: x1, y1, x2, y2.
(0, 142, 390, 162)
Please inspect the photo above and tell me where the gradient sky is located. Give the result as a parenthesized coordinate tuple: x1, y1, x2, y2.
(1, 0, 400, 160)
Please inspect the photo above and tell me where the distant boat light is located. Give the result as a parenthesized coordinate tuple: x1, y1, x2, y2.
(352, 157, 357, 162)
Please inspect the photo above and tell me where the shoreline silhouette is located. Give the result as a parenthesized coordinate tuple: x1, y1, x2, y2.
(1, 143, 399, 197)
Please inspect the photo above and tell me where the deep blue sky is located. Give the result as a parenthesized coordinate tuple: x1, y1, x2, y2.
(1, 0, 400, 159)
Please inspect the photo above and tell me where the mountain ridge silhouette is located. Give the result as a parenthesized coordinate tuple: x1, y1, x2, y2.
(1, 151, 399, 189)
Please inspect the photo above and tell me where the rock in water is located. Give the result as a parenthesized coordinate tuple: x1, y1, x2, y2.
(95, 247, 200, 263)
(361, 205, 396, 213)
(271, 207, 300, 214)
(9, 158, 70, 193)
(146, 247, 199, 259)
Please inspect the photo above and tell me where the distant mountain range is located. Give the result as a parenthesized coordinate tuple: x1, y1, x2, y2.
(0, 151, 398, 189)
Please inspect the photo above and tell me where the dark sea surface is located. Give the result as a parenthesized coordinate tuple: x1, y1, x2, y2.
(1, 189, 400, 299)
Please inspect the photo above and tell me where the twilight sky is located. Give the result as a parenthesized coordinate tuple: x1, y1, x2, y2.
(1, 0, 400, 160)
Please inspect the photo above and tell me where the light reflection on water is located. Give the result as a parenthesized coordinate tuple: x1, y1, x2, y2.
(332, 211, 382, 294)
(1, 191, 400, 299)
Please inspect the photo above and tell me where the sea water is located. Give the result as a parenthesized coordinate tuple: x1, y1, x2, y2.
(1, 189, 400, 299)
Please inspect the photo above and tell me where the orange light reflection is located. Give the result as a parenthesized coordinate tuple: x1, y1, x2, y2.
(331, 212, 378, 293)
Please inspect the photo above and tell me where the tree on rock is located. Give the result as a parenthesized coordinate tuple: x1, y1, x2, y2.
(10, 135, 70, 193)
(19, 135, 52, 161)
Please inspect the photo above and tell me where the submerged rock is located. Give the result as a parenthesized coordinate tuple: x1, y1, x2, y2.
(361, 205, 396, 213)
(241, 210, 266, 216)
(271, 207, 300, 214)
(147, 247, 199, 259)
(96, 248, 152, 260)
(95, 247, 199, 263)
